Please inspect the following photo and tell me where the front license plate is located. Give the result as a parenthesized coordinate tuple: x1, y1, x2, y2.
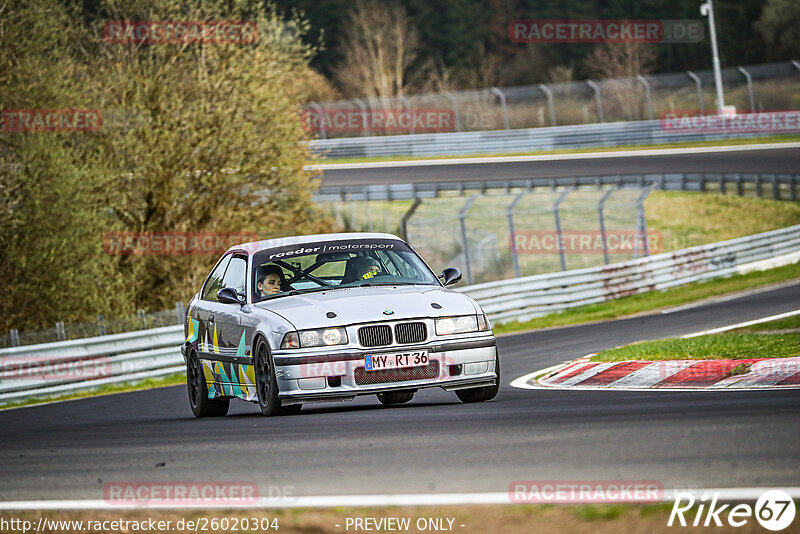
(365, 351, 429, 371)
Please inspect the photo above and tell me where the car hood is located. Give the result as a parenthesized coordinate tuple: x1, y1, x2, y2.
(253, 285, 477, 330)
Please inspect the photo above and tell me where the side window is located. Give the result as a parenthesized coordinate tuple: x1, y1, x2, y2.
(201, 256, 231, 301)
(221, 255, 248, 296)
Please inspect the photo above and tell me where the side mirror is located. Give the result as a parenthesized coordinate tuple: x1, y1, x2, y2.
(440, 267, 462, 287)
(218, 287, 244, 305)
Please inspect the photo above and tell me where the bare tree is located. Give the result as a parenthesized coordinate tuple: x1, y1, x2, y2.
(585, 42, 656, 121)
(334, 0, 418, 100)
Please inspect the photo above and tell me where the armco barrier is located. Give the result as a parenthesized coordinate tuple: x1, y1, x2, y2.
(314, 173, 800, 203)
(458, 224, 800, 324)
(1, 224, 799, 404)
(0, 325, 184, 404)
(308, 119, 791, 159)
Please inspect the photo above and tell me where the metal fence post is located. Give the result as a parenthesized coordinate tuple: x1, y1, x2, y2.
(137, 309, 147, 329)
(352, 98, 369, 136)
(400, 198, 422, 242)
(365, 199, 373, 231)
(56, 321, 66, 341)
(507, 192, 528, 278)
(308, 102, 326, 139)
(791, 175, 798, 202)
(398, 95, 413, 134)
(635, 188, 652, 258)
(333, 202, 343, 227)
(348, 194, 356, 229)
(538, 83, 556, 126)
(586, 80, 604, 123)
(770, 174, 779, 200)
(553, 188, 572, 271)
(736, 66, 755, 112)
(176, 301, 185, 324)
(442, 91, 461, 132)
(687, 71, 704, 114)
(459, 195, 479, 285)
(10, 329, 20, 347)
(490, 88, 510, 130)
(598, 187, 617, 265)
(97, 315, 107, 336)
(636, 75, 654, 120)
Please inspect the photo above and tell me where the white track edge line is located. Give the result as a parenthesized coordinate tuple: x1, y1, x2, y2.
(681, 309, 800, 338)
(3, 487, 800, 509)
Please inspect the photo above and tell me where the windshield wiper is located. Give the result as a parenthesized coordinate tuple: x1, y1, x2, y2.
(257, 287, 330, 302)
(358, 282, 420, 287)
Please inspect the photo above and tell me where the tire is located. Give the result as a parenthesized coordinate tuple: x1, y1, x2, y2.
(377, 390, 415, 405)
(254, 340, 300, 416)
(187, 348, 229, 417)
(455, 354, 500, 403)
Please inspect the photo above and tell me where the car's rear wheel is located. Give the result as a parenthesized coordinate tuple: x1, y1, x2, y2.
(377, 390, 415, 405)
(254, 340, 301, 416)
(455, 354, 500, 403)
(187, 348, 229, 417)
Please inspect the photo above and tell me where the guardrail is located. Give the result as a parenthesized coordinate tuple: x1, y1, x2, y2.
(314, 173, 800, 203)
(0, 325, 184, 404)
(1, 224, 799, 404)
(458, 224, 800, 324)
(308, 119, 795, 159)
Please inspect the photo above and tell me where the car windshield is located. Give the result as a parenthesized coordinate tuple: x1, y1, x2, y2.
(251, 238, 439, 302)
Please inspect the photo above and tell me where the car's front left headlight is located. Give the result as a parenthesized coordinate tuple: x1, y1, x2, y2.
(280, 327, 348, 349)
(435, 314, 490, 335)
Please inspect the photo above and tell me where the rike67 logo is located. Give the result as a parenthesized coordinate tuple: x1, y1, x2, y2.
(669, 490, 796, 530)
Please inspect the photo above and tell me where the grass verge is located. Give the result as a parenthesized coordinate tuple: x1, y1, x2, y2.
(0, 372, 185, 411)
(591, 333, 800, 362)
(315, 135, 800, 164)
(493, 261, 800, 335)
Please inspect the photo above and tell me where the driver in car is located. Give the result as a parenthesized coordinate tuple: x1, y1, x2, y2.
(354, 257, 381, 280)
(257, 265, 285, 297)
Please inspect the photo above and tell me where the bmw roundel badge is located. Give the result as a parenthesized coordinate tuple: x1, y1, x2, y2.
(383, 310, 394, 315)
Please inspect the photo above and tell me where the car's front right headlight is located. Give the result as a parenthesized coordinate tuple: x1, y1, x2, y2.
(435, 315, 481, 335)
(280, 327, 348, 349)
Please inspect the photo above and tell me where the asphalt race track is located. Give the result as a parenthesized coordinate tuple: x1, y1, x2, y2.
(2, 282, 799, 501)
(318, 145, 800, 186)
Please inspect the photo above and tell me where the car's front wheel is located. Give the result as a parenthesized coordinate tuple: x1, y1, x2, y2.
(377, 390, 415, 405)
(254, 340, 301, 416)
(187, 348, 229, 417)
(455, 354, 500, 403)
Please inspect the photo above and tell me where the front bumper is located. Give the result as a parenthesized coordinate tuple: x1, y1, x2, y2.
(272, 335, 498, 405)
